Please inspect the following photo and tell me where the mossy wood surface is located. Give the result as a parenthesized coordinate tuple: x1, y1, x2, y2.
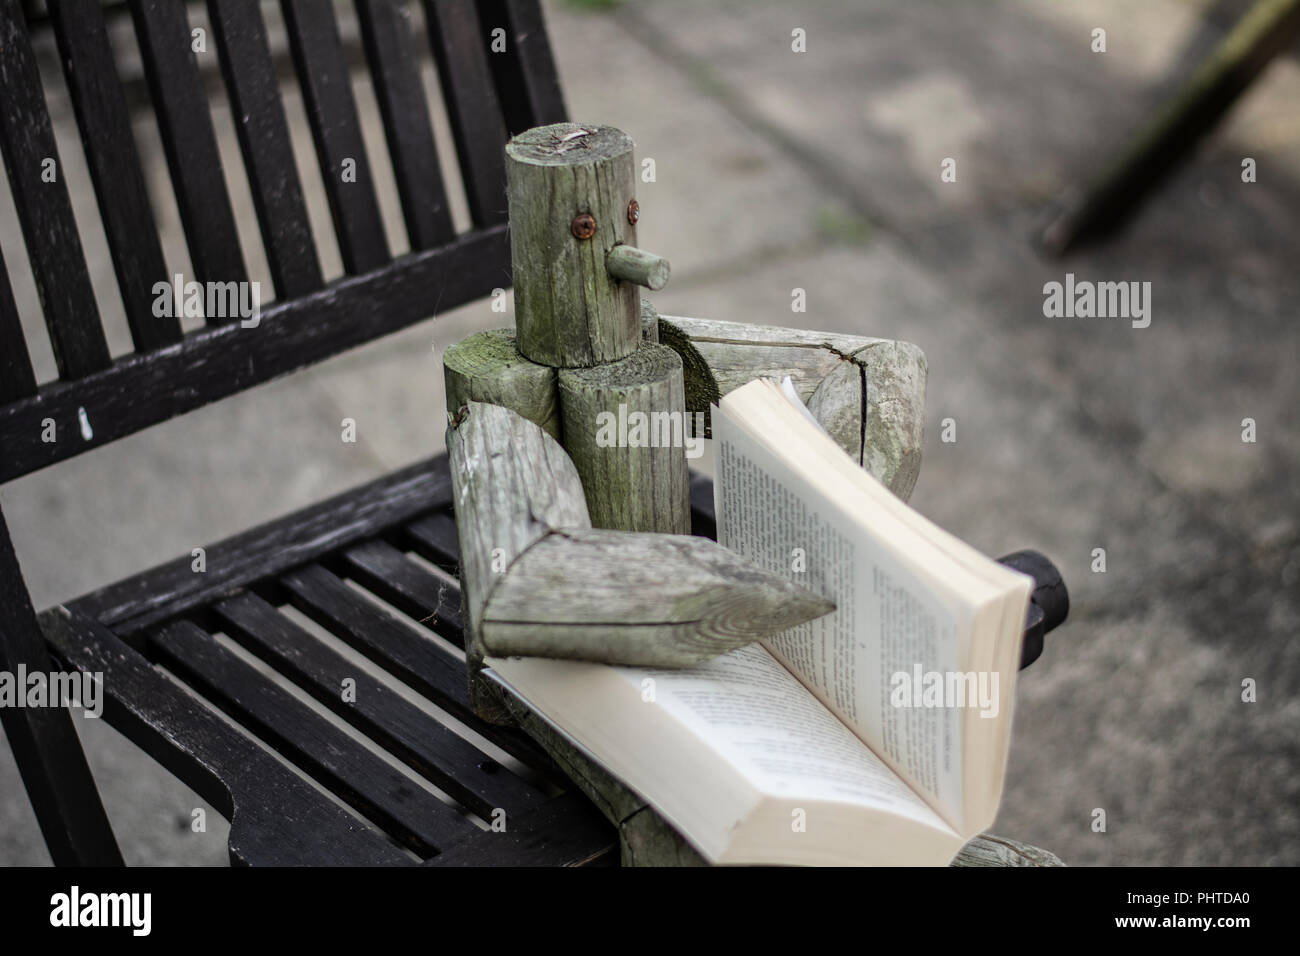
(557, 343, 692, 534)
(443, 328, 560, 441)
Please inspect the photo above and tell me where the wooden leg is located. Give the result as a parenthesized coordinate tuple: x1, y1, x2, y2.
(0, 507, 123, 866)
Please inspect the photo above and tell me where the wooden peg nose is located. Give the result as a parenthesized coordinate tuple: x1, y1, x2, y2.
(606, 244, 670, 291)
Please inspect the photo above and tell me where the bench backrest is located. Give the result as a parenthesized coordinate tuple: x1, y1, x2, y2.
(0, 0, 564, 485)
(0, 0, 564, 865)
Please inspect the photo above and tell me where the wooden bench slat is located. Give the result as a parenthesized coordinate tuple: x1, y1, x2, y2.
(212, 590, 544, 819)
(151, 618, 478, 856)
(0, 225, 509, 485)
(280, 0, 389, 275)
(428, 792, 616, 867)
(479, 0, 567, 134)
(337, 538, 466, 643)
(47, 0, 180, 351)
(40, 606, 411, 865)
(400, 511, 460, 573)
(422, 0, 509, 227)
(67, 456, 453, 632)
(279, 561, 469, 711)
(355, 0, 455, 251)
(277, 560, 559, 776)
(0, 0, 111, 379)
(129, 0, 249, 305)
(0, 247, 38, 403)
(207, 0, 322, 298)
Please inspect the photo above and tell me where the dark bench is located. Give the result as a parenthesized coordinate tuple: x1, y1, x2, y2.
(0, 0, 626, 866)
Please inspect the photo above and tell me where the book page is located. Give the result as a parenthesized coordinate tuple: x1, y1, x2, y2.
(618, 644, 949, 827)
(714, 407, 965, 825)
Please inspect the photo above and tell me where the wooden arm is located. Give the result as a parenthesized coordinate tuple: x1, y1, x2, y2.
(644, 305, 927, 500)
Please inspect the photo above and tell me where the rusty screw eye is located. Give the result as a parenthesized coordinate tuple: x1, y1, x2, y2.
(570, 212, 597, 240)
(627, 199, 640, 225)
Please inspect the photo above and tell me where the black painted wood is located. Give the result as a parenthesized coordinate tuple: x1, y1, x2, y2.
(423, 0, 509, 227)
(400, 511, 460, 574)
(0, 0, 111, 379)
(335, 538, 465, 643)
(150, 618, 476, 856)
(40, 606, 412, 865)
(206, 0, 322, 298)
(0, 510, 123, 866)
(479, 0, 567, 134)
(0, 226, 510, 484)
(276, 559, 559, 776)
(129, 0, 248, 304)
(689, 471, 717, 539)
(280, 0, 389, 274)
(69, 456, 454, 633)
(354, 0, 454, 251)
(0, 248, 38, 403)
(279, 559, 468, 711)
(429, 792, 616, 867)
(211, 589, 544, 820)
(6, 0, 578, 867)
(47, 0, 178, 351)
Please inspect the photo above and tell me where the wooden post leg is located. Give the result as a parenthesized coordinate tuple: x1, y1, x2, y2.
(558, 343, 692, 535)
(0, 509, 123, 865)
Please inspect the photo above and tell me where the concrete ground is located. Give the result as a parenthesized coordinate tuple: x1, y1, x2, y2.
(2, 0, 1297, 865)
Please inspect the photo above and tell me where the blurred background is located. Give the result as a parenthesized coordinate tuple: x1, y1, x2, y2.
(1, 0, 1297, 865)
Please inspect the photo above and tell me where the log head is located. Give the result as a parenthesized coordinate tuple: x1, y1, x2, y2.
(506, 123, 643, 367)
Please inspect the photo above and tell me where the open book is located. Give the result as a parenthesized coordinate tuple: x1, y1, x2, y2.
(487, 378, 1034, 865)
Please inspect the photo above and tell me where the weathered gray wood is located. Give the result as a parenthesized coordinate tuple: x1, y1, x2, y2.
(640, 298, 659, 344)
(620, 806, 709, 867)
(505, 123, 643, 367)
(657, 313, 927, 499)
(442, 328, 560, 440)
(483, 528, 835, 666)
(557, 343, 692, 534)
(606, 244, 669, 291)
(952, 834, 1066, 867)
(447, 401, 589, 722)
(450, 401, 833, 672)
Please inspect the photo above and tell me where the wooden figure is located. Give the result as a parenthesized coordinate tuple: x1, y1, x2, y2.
(440, 122, 1064, 867)
(443, 122, 928, 692)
